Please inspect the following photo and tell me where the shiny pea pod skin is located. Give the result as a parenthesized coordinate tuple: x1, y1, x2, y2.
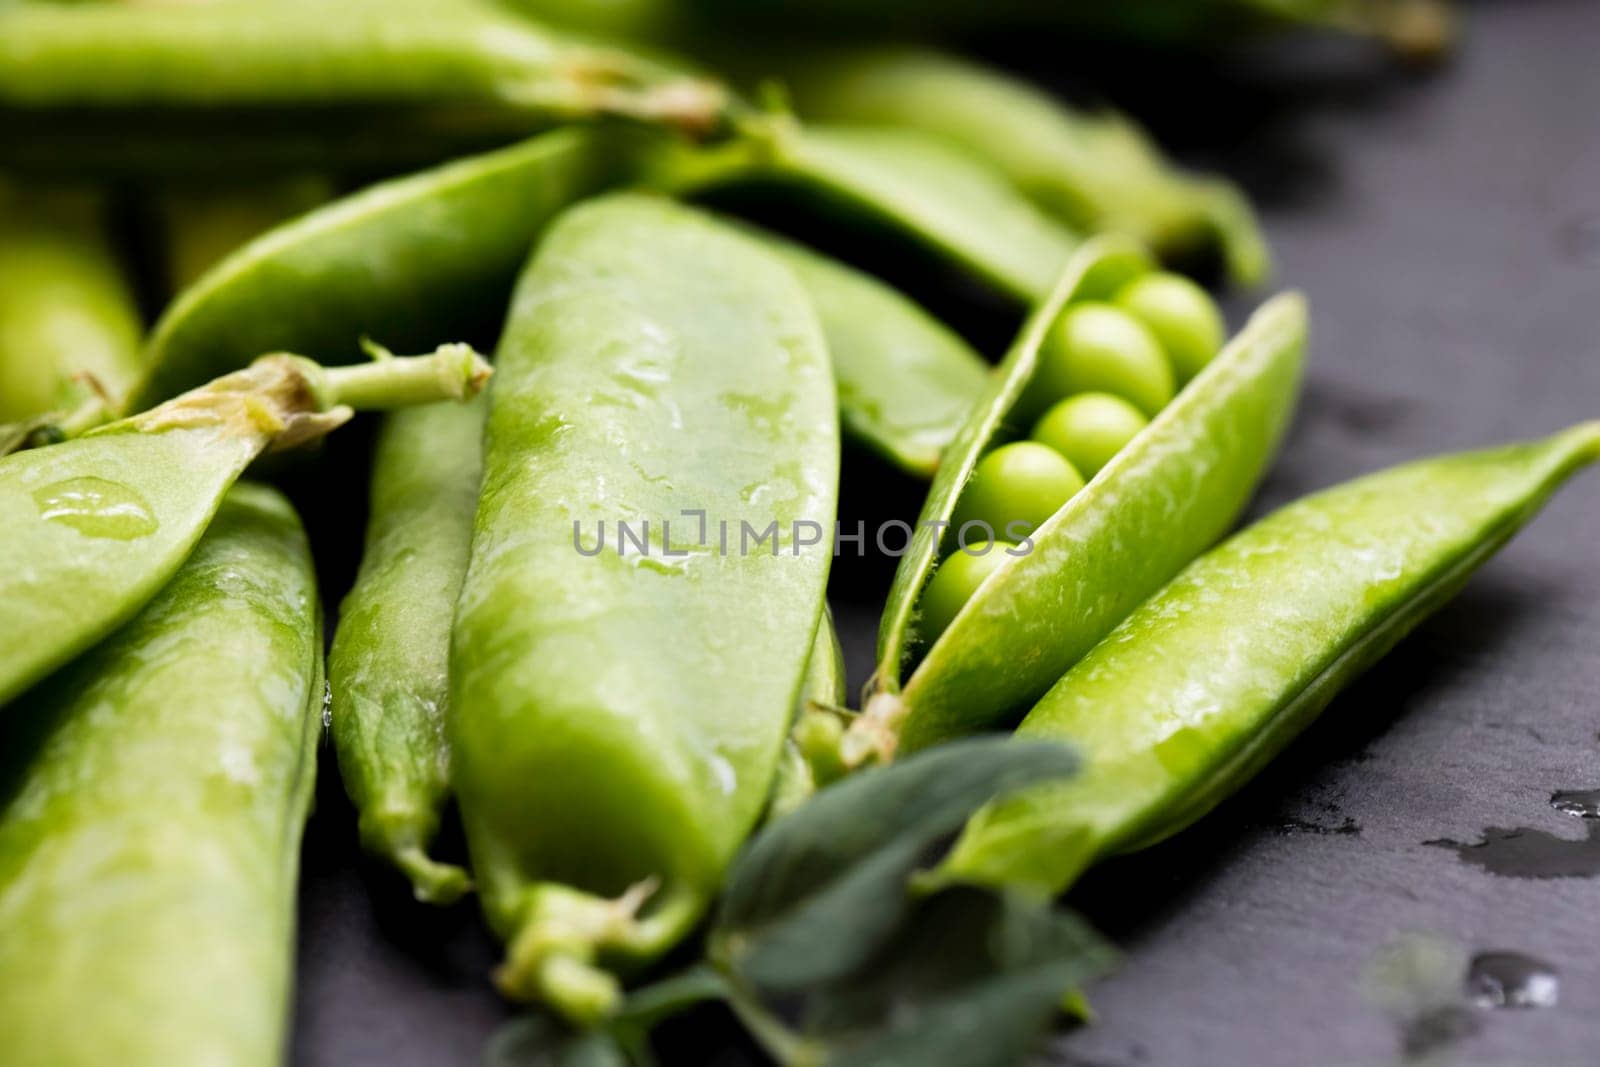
(329, 396, 485, 905)
(0, 188, 144, 423)
(752, 227, 990, 477)
(856, 237, 1306, 761)
(0, 1, 728, 139)
(774, 48, 1269, 286)
(768, 609, 850, 821)
(944, 422, 1600, 896)
(662, 122, 1080, 304)
(450, 194, 837, 1020)
(0, 344, 490, 707)
(0, 483, 320, 1067)
(137, 127, 622, 407)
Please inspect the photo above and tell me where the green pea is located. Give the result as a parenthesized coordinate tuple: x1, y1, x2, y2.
(1030, 392, 1149, 479)
(450, 195, 836, 1023)
(0, 344, 489, 707)
(1115, 271, 1225, 383)
(0, 188, 144, 424)
(943, 421, 1600, 897)
(857, 239, 1306, 766)
(920, 541, 1018, 645)
(328, 395, 484, 906)
(951, 442, 1084, 541)
(1031, 301, 1175, 417)
(0, 483, 320, 1067)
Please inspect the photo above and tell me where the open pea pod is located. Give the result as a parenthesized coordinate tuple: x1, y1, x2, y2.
(775, 48, 1269, 287)
(0, 0, 730, 175)
(0, 344, 489, 707)
(941, 421, 1600, 897)
(450, 194, 837, 1025)
(660, 121, 1080, 304)
(852, 237, 1307, 763)
(0, 483, 321, 1067)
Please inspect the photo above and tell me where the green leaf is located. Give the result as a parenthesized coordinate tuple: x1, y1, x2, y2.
(714, 737, 1078, 992)
(799, 888, 1116, 1067)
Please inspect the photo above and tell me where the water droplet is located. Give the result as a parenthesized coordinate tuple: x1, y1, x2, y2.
(33, 477, 157, 539)
(1425, 821, 1600, 878)
(321, 680, 333, 733)
(1550, 788, 1600, 819)
(1466, 952, 1559, 1010)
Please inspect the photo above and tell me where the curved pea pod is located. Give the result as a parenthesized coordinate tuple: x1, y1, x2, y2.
(750, 226, 990, 477)
(0, 1, 731, 165)
(941, 422, 1600, 897)
(153, 176, 335, 295)
(0, 343, 490, 707)
(852, 237, 1307, 763)
(778, 48, 1270, 287)
(137, 127, 626, 407)
(450, 194, 837, 1023)
(329, 395, 485, 905)
(0, 187, 143, 427)
(0, 483, 320, 1067)
(659, 120, 1080, 304)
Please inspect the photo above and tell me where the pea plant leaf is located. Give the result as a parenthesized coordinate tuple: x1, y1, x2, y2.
(713, 736, 1081, 992)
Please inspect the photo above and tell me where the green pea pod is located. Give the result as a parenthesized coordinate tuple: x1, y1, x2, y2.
(852, 238, 1306, 762)
(941, 421, 1600, 897)
(777, 48, 1270, 287)
(0, 482, 320, 1067)
(659, 121, 1080, 304)
(0, 1, 731, 158)
(768, 609, 850, 822)
(329, 395, 484, 905)
(451, 194, 838, 1024)
(0, 187, 143, 424)
(0, 343, 490, 707)
(154, 176, 335, 295)
(750, 226, 990, 478)
(137, 127, 625, 408)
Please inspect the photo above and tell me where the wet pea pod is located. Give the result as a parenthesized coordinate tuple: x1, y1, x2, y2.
(767, 609, 850, 822)
(137, 127, 626, 407)
(747, 47, 1270, 286)
(0, 483, 320, 1067)
(746, 226, 990, 478)
(0, 0, 731, 173)
(851, 237, 1307, 763)
(0, 186, 143, 436)
(328, 396, 485, 905)
(450, 194, 837, 1023)
(941, 422, 1600, 897)
(0, 343, 490, 707)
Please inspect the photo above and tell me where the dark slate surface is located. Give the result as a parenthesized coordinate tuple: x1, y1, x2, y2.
(292, 2, 1600, 1063)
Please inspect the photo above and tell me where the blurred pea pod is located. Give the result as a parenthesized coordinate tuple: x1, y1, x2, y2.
(0, 0, 732, 174)
(152, 176, 334, 295)
(329, 395, 484, 905)
(0, 483, 320, 1067)
(774, 48, 1270, 287)
(942, 422, 1600, 898)
(0, 186, 143, 428)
